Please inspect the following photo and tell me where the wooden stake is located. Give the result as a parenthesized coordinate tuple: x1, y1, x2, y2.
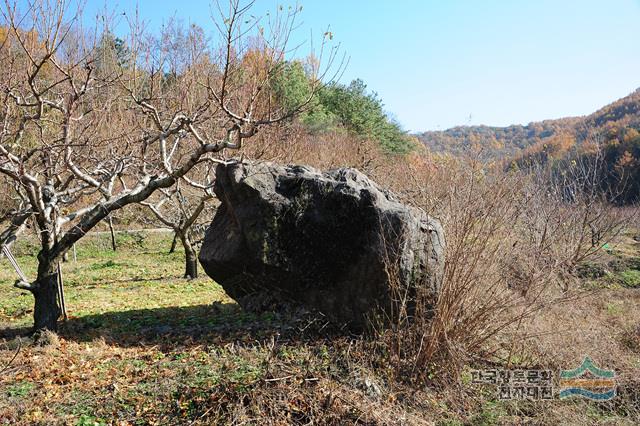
(57, 262, 68, 321)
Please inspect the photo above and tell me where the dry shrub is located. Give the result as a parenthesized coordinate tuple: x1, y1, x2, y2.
(401, 158, 634, 384)
(241, 122, 306, 163)
(244, 129, 634, 388)
(244, 124, 390, 176)
(360, 152, 631, 385)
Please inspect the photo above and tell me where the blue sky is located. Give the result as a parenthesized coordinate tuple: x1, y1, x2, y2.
(76, 1, 640, 131)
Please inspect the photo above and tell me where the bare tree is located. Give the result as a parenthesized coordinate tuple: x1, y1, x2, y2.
(0, 0, 342, 331)
(143, 180, 216, 279)
(546, 134, 632, 274)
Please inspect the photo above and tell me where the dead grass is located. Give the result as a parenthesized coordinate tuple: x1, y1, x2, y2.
(0, 233, 440, 424)
(0, 205, 639, 425)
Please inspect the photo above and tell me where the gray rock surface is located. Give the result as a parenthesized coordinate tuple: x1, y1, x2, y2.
(199, 161, 445, 331)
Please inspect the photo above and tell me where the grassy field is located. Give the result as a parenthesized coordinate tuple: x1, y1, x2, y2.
(1, 230, 639, 425)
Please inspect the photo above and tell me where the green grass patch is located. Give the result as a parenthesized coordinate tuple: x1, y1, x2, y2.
(606, 302, 625, 316)
(619, 269, 640, 287)
(5, 381, 34, 398)
(469, 400, 508, 426)
(0, 231, 228, 329)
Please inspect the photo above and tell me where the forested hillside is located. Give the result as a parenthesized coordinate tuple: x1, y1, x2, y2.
(416, 88, 640, 160)
(416, 89, 640, 203)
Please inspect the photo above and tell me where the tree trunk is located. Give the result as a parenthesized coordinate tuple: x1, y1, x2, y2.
(181, 234, 198, 279)
(32, 256, 62, 332)
(108, 215, 117, 251)
(185, 255, 198, 280)
(169, 232, 178, 254)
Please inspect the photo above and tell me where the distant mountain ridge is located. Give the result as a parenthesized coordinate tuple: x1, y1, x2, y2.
(416, 88, 640, 160)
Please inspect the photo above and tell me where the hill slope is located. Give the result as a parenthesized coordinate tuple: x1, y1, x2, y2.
(416, 89, 640, 159)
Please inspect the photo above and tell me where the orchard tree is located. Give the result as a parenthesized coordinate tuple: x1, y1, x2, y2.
(143, 177, 216, 279)
(0, 0, 342, 332)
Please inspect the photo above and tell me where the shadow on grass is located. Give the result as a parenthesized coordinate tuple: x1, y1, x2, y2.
(50, 302, 342, 348)
(0, 303, 282, 345)
(49, 302, 287, 347)
(74, 276, 176, 286)
(0, 299, 350, 347)
(0, 325, 31, 340)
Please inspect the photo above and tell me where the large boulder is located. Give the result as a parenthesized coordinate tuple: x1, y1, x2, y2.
(199, 161, 445, 331)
